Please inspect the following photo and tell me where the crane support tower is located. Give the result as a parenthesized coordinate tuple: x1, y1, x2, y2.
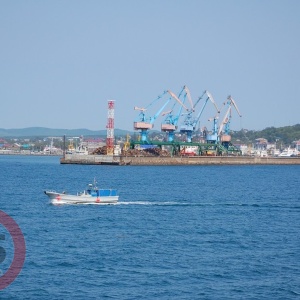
(106, 100, 115, 155)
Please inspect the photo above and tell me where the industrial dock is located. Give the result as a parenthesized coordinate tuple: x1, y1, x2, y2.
(60, 154, 300, 166)
(60, 95, 300, 166)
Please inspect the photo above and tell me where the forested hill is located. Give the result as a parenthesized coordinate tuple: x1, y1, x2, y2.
(0, 127, 131, 137)
(232, 124, 300, 145)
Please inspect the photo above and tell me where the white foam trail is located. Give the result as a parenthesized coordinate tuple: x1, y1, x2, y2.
(117, 201, 184, 206)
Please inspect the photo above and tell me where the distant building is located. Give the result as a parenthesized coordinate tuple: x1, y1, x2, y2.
(293, 140, 300, 151)
(255, 138, 268, 150)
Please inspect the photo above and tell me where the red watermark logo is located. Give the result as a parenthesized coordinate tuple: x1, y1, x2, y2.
(0, 210, 26, 290)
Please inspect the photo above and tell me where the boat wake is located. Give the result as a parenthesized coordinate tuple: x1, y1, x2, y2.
(116, 201, 300, 209)
(48, 200, 300, 209)
(117, 201, 180, 206)
(116, 201, 232, 206)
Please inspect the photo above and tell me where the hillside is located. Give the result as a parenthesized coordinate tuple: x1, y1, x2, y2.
(232, 124, 300, 145)
(0, 127, 132, 137)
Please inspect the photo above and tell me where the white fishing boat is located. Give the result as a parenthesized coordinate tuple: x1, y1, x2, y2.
(44, 179, 118, 205)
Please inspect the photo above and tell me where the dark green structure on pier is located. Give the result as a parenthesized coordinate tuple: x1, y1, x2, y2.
(129, 140, 241, 156)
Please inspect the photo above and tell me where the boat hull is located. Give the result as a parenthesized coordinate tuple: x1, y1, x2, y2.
(44, 191, 118, 205)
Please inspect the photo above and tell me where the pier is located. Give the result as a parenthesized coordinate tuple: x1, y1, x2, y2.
(60, 154, 300, 166)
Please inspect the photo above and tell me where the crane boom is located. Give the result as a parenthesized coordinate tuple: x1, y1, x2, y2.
(167, 90, 189, 111)
(150, 98, 171, 124)
(227, 95, 242, 117)
(193, 91, 207, 124)
(194, 90, 220, 130)
(218, 106, 231, 135)
(161, 110, 172, 116)
(134, 106, 146, 112)
(206, 91, 220, 113)
(192, 90, 205, 109)
(183, 85, 194, 111)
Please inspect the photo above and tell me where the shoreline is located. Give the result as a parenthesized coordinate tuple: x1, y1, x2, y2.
(2, 152, 300, 165)
(0, 152, 61, 156)
(60, 154, 300, 166)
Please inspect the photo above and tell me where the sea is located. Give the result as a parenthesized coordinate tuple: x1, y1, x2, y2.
(0, 155, 299, 299)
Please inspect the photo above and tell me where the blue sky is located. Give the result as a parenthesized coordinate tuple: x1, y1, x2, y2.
(0, 0, 299, 132)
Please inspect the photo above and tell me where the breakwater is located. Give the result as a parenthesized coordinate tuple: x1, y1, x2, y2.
(60, 154, 300, 165)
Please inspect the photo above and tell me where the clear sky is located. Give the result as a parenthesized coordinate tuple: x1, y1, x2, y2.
(1, 0, 299, 132)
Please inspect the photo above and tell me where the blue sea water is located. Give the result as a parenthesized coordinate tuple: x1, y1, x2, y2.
(0, 155, 300, 299)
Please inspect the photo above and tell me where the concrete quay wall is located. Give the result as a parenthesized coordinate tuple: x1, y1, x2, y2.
(121, 156, 300, 165)
(60, 154, 300, 165)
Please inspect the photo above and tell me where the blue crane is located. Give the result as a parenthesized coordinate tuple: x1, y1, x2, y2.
(133, 91, 171, 142)
(206, 112, 220, 144)
(218, 95, 242, 147)
(193, 91, 220, 133)
(180, 89, 220, 142)
(161, 87, 189, 142)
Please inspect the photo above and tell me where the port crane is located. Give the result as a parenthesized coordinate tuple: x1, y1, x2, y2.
(180, 89, 220, 142)
(134, 91, 173, 142)
(161, 87, 189, 142)
(218, 95, 242, 148)
(206, 111, 221, 144)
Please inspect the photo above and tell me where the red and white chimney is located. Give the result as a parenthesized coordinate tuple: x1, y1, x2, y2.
(106, 100, 115, 155)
